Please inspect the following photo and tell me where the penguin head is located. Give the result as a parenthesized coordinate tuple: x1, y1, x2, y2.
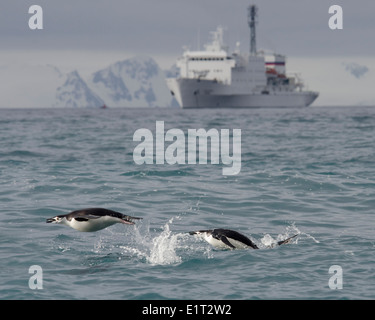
(189, 230, 213, 236)
(46, 215, 64, 224)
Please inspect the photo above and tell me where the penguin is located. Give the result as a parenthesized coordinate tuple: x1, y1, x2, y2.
(189, 228, 297, 250)
(46, 208, 142, 232)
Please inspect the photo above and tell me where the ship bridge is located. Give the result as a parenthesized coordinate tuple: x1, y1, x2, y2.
(176, 27, 235, 84)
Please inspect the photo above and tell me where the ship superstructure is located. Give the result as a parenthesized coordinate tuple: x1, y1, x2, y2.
(166, 5, 318, 108)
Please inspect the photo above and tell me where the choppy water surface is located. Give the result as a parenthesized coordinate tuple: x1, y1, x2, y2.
(0, 106, 374, 299)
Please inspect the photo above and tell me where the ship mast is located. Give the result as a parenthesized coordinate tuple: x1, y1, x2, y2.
(247, 4, 258, 55)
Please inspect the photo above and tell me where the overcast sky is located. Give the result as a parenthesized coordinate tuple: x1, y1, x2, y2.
(1, 0, 375, 106)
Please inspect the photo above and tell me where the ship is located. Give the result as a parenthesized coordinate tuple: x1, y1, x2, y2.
(166, 5, 318, 108)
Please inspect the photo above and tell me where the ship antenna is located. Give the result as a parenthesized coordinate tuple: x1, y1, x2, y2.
(248, 4, 258, 55)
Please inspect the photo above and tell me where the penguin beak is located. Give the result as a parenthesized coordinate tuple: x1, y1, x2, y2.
(46, 217, 58, 223)
(121, 215, 142, 225)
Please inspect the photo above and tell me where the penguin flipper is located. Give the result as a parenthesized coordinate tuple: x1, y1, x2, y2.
(219, 235, 236, 249)
(74, 217, 89, 222)
(74, 215, 102, 222)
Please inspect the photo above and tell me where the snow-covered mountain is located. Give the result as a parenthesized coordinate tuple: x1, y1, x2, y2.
(55, 71, 104, 108)
(0, 56, 177, 108)
(88, 56, 175, 108)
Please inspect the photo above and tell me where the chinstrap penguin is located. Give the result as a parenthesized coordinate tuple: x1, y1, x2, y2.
(46, 208, 142, 232)
(189, 228, 297, 250)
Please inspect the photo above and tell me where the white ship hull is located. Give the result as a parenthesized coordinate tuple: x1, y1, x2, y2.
(167, 78, 318, 108)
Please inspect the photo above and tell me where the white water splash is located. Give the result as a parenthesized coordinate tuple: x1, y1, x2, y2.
(259, 222, 319, 248)
(287, 222, 320, 244)
(120, 217, 196, 266)
(147, 220, 182, 265)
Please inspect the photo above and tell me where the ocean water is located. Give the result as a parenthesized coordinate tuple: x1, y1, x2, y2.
(0, 106, 374, 300)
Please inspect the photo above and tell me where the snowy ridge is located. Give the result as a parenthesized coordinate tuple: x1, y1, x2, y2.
(0, 56, 177, 108)
(55, 71, 104, 108)
(89, 56, 174, 108)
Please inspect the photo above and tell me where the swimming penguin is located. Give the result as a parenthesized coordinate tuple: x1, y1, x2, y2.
(46, 208, 142, 232)
(189, 228, 297, 250)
